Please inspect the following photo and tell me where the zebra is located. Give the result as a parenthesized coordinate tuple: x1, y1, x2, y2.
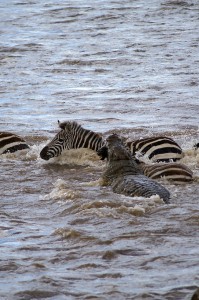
(0, 132, 29, 155)
(191, 287, 199, 300)
(40, 121, 104, 160)
(40, 120, 183, 163)
(138, 161, 193, 183)
(126, 136, 183, 162)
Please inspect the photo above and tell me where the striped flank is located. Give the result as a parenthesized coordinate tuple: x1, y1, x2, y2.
(140, 162, 193, 183)
(0, 132, 29, 155)
(126, 136, 183, 162)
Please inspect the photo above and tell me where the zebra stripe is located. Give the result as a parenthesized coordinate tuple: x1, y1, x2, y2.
(126, 136, 183, 162)
(0, 132, 29, 155)
(40, 121, 104, 160)
(139, 162, 193, 183)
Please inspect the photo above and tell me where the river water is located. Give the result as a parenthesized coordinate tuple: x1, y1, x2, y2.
(0, 0, 199, 299)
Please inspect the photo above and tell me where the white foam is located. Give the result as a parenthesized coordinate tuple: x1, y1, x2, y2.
(84, 178, 104, 187)
(0, 148, 30, 160)
(41, 179, 80, 201)
(77, 193, 166, 218)
(181, 148, 199, 169)
(44, 148, 104, 168)
(0, 142, 47, 162)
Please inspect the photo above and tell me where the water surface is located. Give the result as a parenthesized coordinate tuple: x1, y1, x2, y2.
(0, 0, 199, 299)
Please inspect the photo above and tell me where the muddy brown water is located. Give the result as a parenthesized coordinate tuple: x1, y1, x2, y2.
(1, 0, 199, 299)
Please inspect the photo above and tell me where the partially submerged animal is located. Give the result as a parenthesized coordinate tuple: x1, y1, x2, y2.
(126, 135, 183, 162)
(139, 161, 193, 183)
(191, 287, 199, 300)
(101, 134, 170, 203)
(0, 132, 29, 155)
(97, 145, 193, 183)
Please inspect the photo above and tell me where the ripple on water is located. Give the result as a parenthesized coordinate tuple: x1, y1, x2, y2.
(1, 0, 199, 299)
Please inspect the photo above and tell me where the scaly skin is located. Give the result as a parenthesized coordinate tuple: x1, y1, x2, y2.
(102, 134, 170, 204)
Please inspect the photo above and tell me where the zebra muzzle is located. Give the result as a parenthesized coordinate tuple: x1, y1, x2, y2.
(40, 146, 51, 160)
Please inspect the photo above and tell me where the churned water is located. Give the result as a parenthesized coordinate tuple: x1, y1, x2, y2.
(0, 0, 199, 299)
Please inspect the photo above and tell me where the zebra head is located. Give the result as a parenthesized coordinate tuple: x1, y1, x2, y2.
(40, 120, 104, 160)
(40, 121, 74, 160)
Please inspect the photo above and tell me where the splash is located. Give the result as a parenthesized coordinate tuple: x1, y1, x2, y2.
(0, 141, 105, 169)
(117, 194, 165, 215)
(42, 148, 104, 168)
(0, 148, 30, 161)
(42, 179, 80, 201)
(0, 142, 46, 162)
(74, 194, 165, 218)
(54, 228, 82, 239)
(84, 178, 104, 187)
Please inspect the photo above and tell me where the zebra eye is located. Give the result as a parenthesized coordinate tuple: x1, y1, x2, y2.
(59, 139, 64, 143)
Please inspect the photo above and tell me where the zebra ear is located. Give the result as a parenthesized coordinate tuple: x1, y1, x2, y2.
(58, 120, 67, 130)
(133, 156, 141, 164)
(194, 142, 199, 149)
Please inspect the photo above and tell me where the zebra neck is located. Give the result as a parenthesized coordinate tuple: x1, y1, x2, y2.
(72, 128, 104, 151)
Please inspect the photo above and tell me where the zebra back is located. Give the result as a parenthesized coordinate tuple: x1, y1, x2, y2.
(0, 132, 29, 155)
(40, 121, 104, 160)
(126, 136, 183, 162)
(140, 162, 193, 183)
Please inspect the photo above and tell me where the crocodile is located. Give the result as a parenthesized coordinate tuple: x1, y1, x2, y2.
(97, 144, 193, 183)
(101, 134, 170, 203)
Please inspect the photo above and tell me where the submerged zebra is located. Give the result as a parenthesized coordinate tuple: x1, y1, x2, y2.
(0, 132, 29, 155)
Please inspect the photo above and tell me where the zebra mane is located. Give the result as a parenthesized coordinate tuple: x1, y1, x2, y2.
(57, 120, 102, 138)
(58, 120, 81, 131)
